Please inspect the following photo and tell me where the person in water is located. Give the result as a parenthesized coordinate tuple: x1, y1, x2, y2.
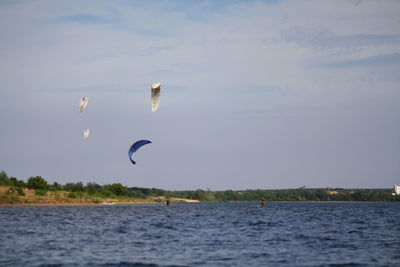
(166, 200, 170, 205)
(259, 200, 266, 206)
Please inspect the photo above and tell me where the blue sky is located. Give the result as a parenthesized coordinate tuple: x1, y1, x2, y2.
(0, 0, 399, 190)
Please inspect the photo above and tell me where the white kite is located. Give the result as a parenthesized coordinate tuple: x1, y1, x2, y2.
(79, 97, 89, 112)
(83, 129, 90, 140)
(151, 83, 161, 112)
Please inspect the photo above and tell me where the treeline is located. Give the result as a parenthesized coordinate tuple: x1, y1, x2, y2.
(1, 170, 399, 202)
(0, 171, 168, 199)
(172, 189, 400, 202)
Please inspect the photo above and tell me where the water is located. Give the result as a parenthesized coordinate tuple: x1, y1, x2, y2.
(0, 202, 399, 266)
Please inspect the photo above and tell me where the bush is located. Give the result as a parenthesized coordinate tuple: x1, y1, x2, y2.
(35, 189, 48, 196)
(99, 188, 115, 198)
(16, 187, 25, 196)
(68, 192, 77, 198)
(49, 182, 62, 191)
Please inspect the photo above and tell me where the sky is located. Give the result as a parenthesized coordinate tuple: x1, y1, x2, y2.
(0, 0, 399, 190)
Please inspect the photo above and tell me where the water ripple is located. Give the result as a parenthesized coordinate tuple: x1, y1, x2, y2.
(0, 203, 399, 266)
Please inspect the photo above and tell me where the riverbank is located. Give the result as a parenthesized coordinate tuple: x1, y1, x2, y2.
(0, 186, 199, 206)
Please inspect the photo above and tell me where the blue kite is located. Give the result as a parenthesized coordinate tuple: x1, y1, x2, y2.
(128, 140, 152, 164)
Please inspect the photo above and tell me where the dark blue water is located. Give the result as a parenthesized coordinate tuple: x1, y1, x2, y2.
(0, 202, 399, 266)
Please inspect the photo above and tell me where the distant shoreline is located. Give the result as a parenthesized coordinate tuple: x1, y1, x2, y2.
(1, 180, 399, 204)
(0, 185, 200, 206)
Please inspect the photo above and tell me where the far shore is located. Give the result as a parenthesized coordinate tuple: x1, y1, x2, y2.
(0, 185, 200, 207)
(1, 184, 398, 204)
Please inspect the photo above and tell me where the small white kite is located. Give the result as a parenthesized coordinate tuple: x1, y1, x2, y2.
(83, 129, 90, 140)
(151, 83, 161, 112)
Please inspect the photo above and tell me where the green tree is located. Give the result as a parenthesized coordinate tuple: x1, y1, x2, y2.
(99, 187, 114, 197)
(86, 182, 102, 195)
(49, 182, 63, 191)
(104, 183, 129, 196)
(64, 182, 84, 192)
(194, 189, 207, 201)
(9, 177, 26, 187)
(27, 176, 48, 190)
(128, 190, 146, 198)
(0, 170, 11, 185)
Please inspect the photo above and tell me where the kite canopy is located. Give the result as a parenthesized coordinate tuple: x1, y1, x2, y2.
(128, 140, 152, 164)
(151, 83, 161, 112)
(79, 97, 89, 112)
(83, 129, 90, 140)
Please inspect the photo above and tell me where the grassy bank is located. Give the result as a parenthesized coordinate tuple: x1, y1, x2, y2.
(1, 171, 399, 204)
(0, 186, 198, 206)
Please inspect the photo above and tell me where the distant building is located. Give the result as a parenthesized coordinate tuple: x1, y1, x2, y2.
(325, 187, 338, 195)
(393, 185, 400, 195)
